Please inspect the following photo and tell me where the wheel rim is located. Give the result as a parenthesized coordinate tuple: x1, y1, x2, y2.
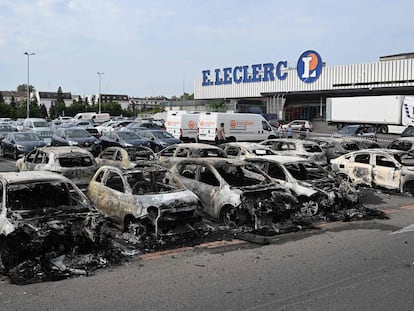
(300, 201, 319, 216)
(222, 206, 241, 228)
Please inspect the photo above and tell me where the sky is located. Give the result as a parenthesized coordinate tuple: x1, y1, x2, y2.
(1, 0, 414, 98)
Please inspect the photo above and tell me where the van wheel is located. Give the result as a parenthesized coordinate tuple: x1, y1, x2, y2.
(378, 125, 388, 134)
(227, 136, 236, 142)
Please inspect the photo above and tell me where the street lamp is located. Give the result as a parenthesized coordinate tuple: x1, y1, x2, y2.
(24, 52, 35, 118)
(97, 72, 104, 114)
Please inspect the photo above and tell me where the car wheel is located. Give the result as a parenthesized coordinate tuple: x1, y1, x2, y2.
(299, 200, 319, 217)
(220, 205, 245, 228)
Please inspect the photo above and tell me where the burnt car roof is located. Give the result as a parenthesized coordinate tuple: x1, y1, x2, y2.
(246, 154, 309, 164)
(32, 146, 95, 155)
(0, 171, 71, 184)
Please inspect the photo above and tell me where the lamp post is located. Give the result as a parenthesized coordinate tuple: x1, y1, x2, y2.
(97, 72, 104, 114)
(24, 52, 35, 118)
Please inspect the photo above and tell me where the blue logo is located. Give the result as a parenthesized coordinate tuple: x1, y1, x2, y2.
(297, 50, 323, 83)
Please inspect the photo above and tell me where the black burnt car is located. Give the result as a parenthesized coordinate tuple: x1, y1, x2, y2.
(99, 130, 151, 150)
(51, 127, 102, 156)
(0, 171, 120, 284)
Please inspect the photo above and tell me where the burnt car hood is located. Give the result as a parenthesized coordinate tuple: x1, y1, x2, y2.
(134, 189, 199, 212)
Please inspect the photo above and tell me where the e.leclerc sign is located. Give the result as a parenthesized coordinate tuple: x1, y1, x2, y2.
(202, 50, 322, 86)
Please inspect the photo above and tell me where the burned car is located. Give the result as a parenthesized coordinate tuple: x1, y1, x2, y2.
(259, 138, 327, 167)
(87, 165, 202, 238)
(0, 171, 120, 284)
(157, 143, 227, 169)
(169, 158, 298, 229)
(15, 146, 99, 190)
(96, 146, 156, 169)
(221, 142, 277, 160)
(331, 149, 414, 195)
(245, 155, 360, 217)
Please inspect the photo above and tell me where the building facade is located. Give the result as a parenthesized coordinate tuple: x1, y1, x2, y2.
(194, 51, 414, 122)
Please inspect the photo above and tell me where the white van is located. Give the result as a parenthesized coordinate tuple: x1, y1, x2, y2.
(165, 111, 200, 143)
(73, 112, 110, 124)
(197, 112, 276, 143)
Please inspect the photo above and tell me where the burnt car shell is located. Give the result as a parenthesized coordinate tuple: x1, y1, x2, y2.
(170, 158, 298, 229)
(87, 165, 202, 237)
(0, 171, 107, 279)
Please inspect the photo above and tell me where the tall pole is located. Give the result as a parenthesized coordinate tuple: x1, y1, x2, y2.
(97, 72, 104, 114)
(24, 52, 35, 118)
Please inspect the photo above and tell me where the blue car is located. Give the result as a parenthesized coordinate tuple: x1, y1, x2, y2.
(0, 132, 47, 159)
(99, 130, 151, 150)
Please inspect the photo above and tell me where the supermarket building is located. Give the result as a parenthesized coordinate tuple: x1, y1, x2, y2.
(193, 50, 414, 122)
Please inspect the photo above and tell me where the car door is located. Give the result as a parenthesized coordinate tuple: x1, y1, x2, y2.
(346, 153, 373, 185)
(372, 154, 401, 190)
(96, 170, 123, 223)
(19, 149, 38, 171)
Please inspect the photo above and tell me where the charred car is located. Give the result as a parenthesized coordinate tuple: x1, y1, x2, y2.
(157, 143, 227, 169)
(15, 146, 99, 190)
(220, 142, 277, 160)
(87, 165, 202, 238)
(0, 171, 118, 284)
(169, 158, 298, 229)
(331, 149, 414, 195)
(246, 155, 360, 217)
(96, 146, 156, 169)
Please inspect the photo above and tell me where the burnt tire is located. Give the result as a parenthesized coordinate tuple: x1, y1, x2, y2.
(220, 205, 246, 228)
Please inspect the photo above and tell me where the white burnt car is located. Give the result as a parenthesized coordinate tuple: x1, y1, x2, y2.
(331, 149, 414, 195)
(169, 158, 298, 229)
(157, 143, 227, 169)
(259, 139, 327, 167)
(246, 155, 360, 216)
(16, 146, 98, 190)
(220, 142, 276, 160)
(87, 165, 202, 236)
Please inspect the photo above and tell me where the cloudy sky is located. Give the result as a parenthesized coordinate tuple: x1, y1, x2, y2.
(1, 0, 413, 98)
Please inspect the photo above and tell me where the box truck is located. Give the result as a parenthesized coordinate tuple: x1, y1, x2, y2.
(197, 112, 277, 143)
(165, 111, 200, 143)
(326, 95, 414, 134)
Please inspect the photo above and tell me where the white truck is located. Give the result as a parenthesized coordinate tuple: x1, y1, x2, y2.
(73, 112, 110, 125)
(326, 95, 414, 134)
(165, 111, 200, 143)
(197, 112, 276, 143)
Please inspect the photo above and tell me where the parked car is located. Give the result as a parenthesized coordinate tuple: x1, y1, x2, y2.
(51, 127, 102, 156)
(350, 138, 381, 149)
(220, 142, 276, 160)
(96, 120, 135, 135)
(259, 138, 327, 167)
(157, 143, 227, 168)
(96, 146, 156, 169)
(245, 155, 360, 216)
(333, 124, 377, 140)
(170, 158, 298, 229)
(0, 171, 118, 283)
(85, 127, 101, 139)
(99, 130, 151, 150)
(282, 120, 313, 132)
(15, 146, 98, 190)
(307, 136, 360, 162)
(401, 126, 414, 137)
(0, 123, 17, 141)
(87, 165, 202, 237)
(135, 129, 182, 152)
(0, 132, 47, 159)
(330, 149, 414, 195)
(387, 137, 414, 152)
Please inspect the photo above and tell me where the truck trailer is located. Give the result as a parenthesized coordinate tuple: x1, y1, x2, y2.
(326, 95, 414, 134)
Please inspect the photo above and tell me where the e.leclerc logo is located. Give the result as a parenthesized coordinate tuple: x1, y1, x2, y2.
(297, 50, 323, 83)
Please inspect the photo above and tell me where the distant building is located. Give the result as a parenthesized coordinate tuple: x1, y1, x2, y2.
(35, 91, 73, 112)
(0, 91, 26, 105)
(129, 96, 169, 112)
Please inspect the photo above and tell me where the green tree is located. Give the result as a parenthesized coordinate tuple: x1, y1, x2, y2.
(17, 84, 35, 92)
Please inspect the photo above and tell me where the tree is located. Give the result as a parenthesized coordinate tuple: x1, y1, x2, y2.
(17, 84, 35, 92)
(56, 86, 65, 104)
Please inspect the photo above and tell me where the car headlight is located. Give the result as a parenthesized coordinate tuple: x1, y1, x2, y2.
(124, 143, 133, 147)
(160, 142, 168, 146)
(68, 140, 79, 146)
(16, 145, 25, 151)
